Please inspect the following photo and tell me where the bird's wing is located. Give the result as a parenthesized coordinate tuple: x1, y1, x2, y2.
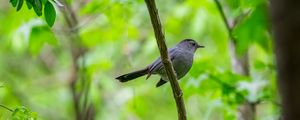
(146, 48, 177, 79)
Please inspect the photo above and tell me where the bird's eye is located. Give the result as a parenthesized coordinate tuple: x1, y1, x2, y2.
(191, 42, 196, 46)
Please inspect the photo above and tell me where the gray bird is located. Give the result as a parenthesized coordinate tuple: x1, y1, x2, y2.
(116, 39, 204, 87)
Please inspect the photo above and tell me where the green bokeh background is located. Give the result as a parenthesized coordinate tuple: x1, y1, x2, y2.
(0, 0, 278, 119)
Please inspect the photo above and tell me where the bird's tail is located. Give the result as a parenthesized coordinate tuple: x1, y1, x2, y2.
(116, 68, 148, 82)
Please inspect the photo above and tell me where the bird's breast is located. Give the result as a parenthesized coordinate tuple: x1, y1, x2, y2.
(157, 49, 194, 81)
(172, 51, 194, 79)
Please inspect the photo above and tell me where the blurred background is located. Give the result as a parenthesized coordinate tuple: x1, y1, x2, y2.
(0, 0, 279, 119)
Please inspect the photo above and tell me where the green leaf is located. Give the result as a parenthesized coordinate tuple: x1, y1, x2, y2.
(44, 1, 56, 27)
(41, 0, 48, 4)
(29, 26, 57, 55)
(250, 4, 271, 51)
(33, 0, 42, 16)
(35, 0, 42, 10)
(10, 0, 18, 7)
(233, 3, 270, 55)
(26, 0, 33, 9)
(241, 0, 265, 8)
(12, 106, 37, 120)
(16, 0, 24, 11)
(225, 0, 240, 9)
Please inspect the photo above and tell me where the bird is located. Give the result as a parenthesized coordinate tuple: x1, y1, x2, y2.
(116, 39, 204, 87)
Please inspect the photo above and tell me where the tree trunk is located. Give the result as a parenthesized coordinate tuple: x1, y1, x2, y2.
(270, 0, 300, 119)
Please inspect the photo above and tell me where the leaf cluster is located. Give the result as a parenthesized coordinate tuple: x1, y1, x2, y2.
(10, 0, 57, 27)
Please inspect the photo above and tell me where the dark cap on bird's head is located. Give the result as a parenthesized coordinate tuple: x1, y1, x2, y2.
(179, 38, 204, 50)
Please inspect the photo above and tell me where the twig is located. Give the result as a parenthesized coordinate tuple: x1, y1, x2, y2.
(214, 0, 251, 43)
(144, 0, 187, 120)
(59, 0, 91, 119)
(0, 104, 13, 112)
(213, 0, 234, 39)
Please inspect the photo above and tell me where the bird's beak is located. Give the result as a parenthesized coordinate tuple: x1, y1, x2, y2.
(197, 44, 205, 48)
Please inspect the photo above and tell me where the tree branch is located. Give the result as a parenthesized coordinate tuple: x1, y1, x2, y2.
(214, 0, 234, 40)
(214, 0, 254, 120)
(0, 104, 13, 112)
(144, 0, 187, 120)
(58, 0, 93, 119)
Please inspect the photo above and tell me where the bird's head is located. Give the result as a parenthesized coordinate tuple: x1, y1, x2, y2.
(177, 39, 204, 52)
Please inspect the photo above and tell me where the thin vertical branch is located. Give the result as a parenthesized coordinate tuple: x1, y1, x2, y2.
(213, 0, 254, 120)
(58, 0, 93, 119)
(214, 0, 233, 38)
(144, 0, 187, 120)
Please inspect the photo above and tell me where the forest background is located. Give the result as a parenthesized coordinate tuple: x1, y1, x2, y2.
(0, 0, 280, 120)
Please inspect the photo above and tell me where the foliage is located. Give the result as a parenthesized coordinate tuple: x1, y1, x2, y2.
(43, 1, 56, 27)
(10, 0, 57, 26)
(0, 0, 278, 120)
(12, 106, 37, 120)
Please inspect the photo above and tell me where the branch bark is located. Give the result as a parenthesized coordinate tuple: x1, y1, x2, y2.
(144, 0, 187, 120)
(270, 0, 300, 119)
